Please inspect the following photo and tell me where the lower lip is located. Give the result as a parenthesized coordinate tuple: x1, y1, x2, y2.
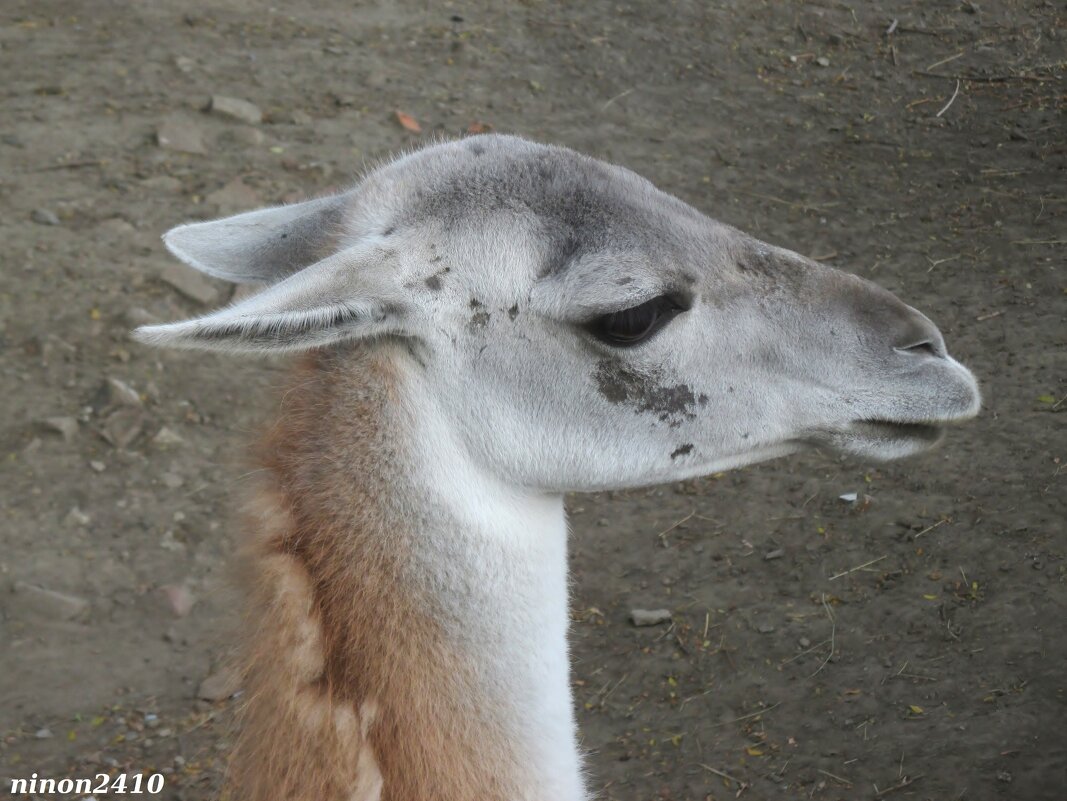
(855, 420, 944, 441)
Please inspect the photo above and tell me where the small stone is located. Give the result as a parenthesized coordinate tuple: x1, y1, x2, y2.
(157, 114, 206, 155)
(160, 529, 186, 552)
(764, 548, 785, 561)
(798, 637, 811, 648)
(31, 208, 60, 226)
(229, 127, 266, 147)
(630, 608, 672, 627)
(160, 584, 195, 617)
(35, 728, 54, 739)
(100, 407, 144, 449)
(757, 623, 776, 634)
(89, 460, 106, 472)
(97, 218, 138, 240)
(13, 582, 89, 621)
(997, 771, 1012, 783)
(173, 755, 186, 767)
(152, 427, 185, 446)
(105, 377, 142, 408)
(161, 472, 184, 489)
(174, 56, 196, 73)
(209, 95, 263, 125)
(64, 506, 91, 527)
(205, 177, 260, 214)
(140, 175, 183, 192)
(290, 110, 312, 126)
(40, 416, 78, 441)
(159, 262, 221, 305)
(815, 56, 831, 67)
(198, 667, 239, 701)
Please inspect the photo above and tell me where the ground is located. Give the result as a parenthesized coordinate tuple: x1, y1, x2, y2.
(0, 1, 1064, 799)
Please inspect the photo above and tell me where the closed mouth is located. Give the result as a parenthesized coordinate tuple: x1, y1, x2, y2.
(852, 419, 945, 443)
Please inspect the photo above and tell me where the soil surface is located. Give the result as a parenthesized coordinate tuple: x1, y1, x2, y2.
(1, 1, 1064, 799)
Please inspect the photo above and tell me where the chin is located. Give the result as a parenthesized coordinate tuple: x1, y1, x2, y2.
(823, 420, 947, 461)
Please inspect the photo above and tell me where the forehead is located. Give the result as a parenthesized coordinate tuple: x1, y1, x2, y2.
(357, 136, 718, 272)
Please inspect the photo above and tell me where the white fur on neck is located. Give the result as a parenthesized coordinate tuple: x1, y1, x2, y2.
(399, 359, 586, 801)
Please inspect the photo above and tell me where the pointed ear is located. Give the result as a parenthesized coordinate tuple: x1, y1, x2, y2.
(162, 191, 352, 283)
(133, 246, 407, 353)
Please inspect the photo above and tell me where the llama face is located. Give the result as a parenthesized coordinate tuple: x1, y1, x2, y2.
(136, 135, 979, 492)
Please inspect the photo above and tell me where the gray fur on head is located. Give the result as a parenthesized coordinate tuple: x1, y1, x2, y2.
(136, 134, 980, 488)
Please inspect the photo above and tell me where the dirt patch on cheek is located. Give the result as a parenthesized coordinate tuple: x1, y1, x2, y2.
(594, 359, 707, 426)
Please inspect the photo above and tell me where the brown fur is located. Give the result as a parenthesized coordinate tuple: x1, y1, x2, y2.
(228, 346, 524, 801)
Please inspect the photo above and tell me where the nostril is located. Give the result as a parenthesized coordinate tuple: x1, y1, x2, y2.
(893, 310, 947, 359)
(897, 340, 941, 358)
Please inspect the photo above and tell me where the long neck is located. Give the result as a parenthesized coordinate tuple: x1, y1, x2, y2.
(232, 346, 584, 801)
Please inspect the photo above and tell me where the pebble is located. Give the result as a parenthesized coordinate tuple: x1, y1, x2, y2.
(140, 175, 183, 192)
(159, 262, 221, 305)
(161, 472, 184, 489)
(161, 584, 195, 617)
(105, 377, 142, 408)
(757, 623, 776, 634)
(31, 208, 60, 226)
(290, 109, 312, 126)
(209, 95, 263, 125)
(13, 582, 89, 621)
(229, 127, 266, 147)
(156, 114, 206, 155)
(815, 56, 831, 67)
(152, 426, 185, 446)
(764, 548, 784, 561)
(799, 637, 811, 648)
(205, 177, 260, 214)
(629, 608, 672, 627)
(101, 407, 144, 449)
(64, 506, 91, 527)
(35, 728, 54, 739)
(40, 415, 78, 441)
(89, 460, 106, 472)
(198, 667, 240, 702)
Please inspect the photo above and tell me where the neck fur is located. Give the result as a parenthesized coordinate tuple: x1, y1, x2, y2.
(231, 345, 584, 801)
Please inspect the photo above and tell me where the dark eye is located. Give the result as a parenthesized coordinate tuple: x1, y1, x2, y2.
(587, 295, 687, 347)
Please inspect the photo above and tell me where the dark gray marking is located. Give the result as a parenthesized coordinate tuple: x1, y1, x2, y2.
(507, 304, 519, 320)
(402, 340, 428, 369)
(468, 311, 490, 329)
(594, 360, 702, 427)
(425, 275, 442, 290)
(383, 226, 396, 236)
(540, 234, 584, 279)
(615, 276, 634, 286)
(670, 444, 694, 459)
(469, 298, 483, 308)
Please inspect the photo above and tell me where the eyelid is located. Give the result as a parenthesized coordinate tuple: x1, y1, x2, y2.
(582, 292, 691, 348)
(579, 290, 691, 323)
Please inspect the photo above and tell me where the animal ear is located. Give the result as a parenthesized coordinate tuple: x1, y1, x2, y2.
(162, 191, 352, 283)
(133, 246, 407, 353)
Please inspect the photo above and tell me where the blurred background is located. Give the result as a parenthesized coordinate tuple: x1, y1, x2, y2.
(1, 1, 1063, 799)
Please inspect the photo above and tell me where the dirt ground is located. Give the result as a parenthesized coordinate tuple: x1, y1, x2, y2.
(1, 1, 1064, 799)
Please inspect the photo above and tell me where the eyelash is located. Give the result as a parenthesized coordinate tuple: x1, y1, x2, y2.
(586, 294, 688, 347)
